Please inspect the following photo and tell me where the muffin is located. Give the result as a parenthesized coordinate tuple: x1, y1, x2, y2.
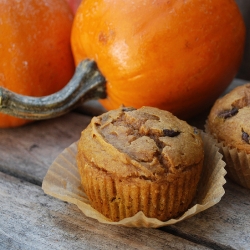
(77, 106, 204, 222)
(207, 83, 250, 188)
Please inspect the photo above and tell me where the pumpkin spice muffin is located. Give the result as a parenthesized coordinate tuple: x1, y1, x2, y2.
(207, 83, 250, 188)
(77, 106, 204, 222)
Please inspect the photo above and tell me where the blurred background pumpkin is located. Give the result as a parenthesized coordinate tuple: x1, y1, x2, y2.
(0, 0, 75, 128)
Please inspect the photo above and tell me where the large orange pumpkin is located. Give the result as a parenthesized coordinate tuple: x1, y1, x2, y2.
(0, 0, 75, 128)
(71, 0, 246, 119)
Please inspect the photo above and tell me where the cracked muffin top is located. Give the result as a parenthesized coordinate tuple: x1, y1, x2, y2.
(207, 84, 250, 153)
(78, 106, 204, 180)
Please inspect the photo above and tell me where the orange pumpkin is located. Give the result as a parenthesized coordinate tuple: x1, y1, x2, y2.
(71, 0, 246, 119)
(0, 0, 75, 128)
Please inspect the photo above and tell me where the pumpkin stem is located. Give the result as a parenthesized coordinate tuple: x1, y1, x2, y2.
(0, 59, 106, 120)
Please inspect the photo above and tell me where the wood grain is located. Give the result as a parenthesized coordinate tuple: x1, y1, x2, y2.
(0, 112, 91, 185)
(0, 172, 209, 250)
(164, 179, 250, 250)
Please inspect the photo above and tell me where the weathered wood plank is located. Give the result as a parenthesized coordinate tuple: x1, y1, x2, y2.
(0, 112, 91, 185)
(0, 172, 209, 250)
(164, 179, 250, 250)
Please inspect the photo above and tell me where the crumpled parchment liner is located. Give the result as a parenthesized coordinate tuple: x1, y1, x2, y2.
(42, 132, 226, 228)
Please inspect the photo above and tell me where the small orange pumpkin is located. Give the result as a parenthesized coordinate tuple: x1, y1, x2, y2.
(0, 0, 75, 128)
(71, 0, 246, 119)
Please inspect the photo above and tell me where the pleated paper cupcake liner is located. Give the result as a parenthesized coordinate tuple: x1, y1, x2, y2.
(217, 142, 250, 189)
(80, 162, 201, 222)
(206, 123, 250, 189)
(42, 132, 226, 228)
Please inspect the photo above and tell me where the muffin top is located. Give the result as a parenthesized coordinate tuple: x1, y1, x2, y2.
(78, 106, 204, 180)
(207, 83, 250, 153)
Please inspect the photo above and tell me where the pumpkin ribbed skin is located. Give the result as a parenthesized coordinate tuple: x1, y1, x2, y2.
(71, 0, 245, 118)
(0, 0, 75, 128)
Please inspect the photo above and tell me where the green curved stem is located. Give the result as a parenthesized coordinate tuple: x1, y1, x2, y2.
(0, 59, 106, 120)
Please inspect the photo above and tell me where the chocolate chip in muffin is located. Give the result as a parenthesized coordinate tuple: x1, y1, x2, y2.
(242, 130, 250, 144)
(218, 107, 238, 119)
(163, 129, 180, 137)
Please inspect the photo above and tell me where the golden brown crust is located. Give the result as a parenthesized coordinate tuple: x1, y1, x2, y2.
(79, 106, 203, 179)
(77, 106, 204, 221)
(207, 83, 250, 153)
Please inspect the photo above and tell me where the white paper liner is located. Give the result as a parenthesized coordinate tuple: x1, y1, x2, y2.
(42, 132, 226, 228)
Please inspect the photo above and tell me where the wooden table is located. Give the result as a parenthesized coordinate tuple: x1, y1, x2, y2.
(1, 79, 250, 250)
